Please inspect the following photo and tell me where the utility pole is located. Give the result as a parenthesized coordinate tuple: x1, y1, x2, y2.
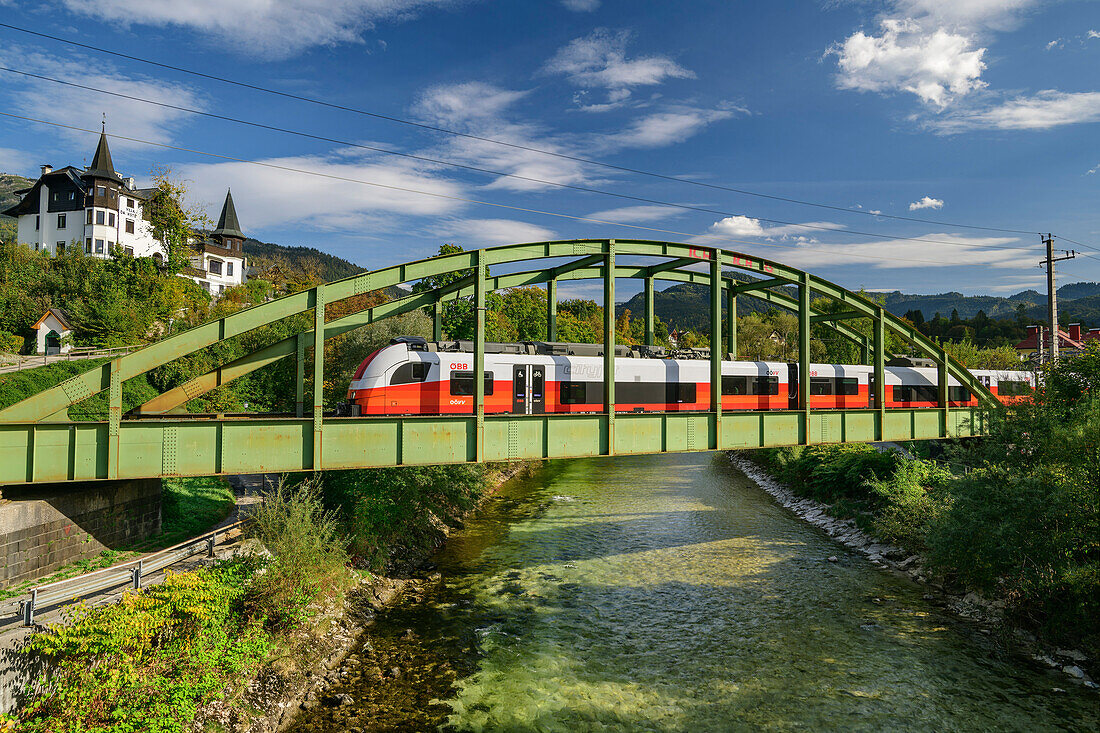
(1039, 234, 1076, 363)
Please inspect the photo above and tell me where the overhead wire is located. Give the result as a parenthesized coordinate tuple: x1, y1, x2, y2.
(1, 111, 982, 268)
(0, 65, 1045, 253)
(0, 21, 1040, 236)
(1052, 234, 1100, 253)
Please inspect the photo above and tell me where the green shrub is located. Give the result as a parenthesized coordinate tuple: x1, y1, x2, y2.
(20, 561, 270, 733)
(320, 464, 488, 570)
(0, 329, 22, 353)
(244, 478, 350, 630)
(868, 459, 951, 549)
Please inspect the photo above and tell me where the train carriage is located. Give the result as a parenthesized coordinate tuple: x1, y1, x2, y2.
(346, 338, 1035, 416)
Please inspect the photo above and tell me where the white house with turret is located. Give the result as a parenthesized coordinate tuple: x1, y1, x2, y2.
(3, 129, 248, 295)
(3, 128, 161, 259)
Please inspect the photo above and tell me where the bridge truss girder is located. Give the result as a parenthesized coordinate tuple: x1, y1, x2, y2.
(0, 239, 994, 485)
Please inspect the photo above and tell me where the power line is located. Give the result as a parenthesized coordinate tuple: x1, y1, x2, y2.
(1052, 234, 1100, 253)
(1, 111, 979, 268)
(0, 64, 1044, 254)
(0, 21, 1040, 237)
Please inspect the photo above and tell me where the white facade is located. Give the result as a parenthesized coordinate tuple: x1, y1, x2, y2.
(184, 246, 247, 295)
(32, 310, 73, 355)
(11, 171, 161, 259)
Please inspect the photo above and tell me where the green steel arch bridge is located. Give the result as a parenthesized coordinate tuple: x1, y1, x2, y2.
(0, 240, 994, 487)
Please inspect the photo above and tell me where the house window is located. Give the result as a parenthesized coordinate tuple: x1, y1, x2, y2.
(202, 281, 210, 292)
(95, 239, 104, 253)
(69, 191, 76, 200)
(86, 209, 93, 225)
(208, 260, 222, 275)
(226, 262, 234, 276)
(96, 186, 105, 196)
(107, 241, 114, 252)
(34, 242, 39, 250)
(35, 215, 40, 230)
(57, 214, 66, 229)
(85, 238, 92, 252)
(126, 198, 134, 208)
(108, 213, 115, 227)
(95, 211, 105, 225)
(125, 219, 134, 234)
(56, 241, 65, 254)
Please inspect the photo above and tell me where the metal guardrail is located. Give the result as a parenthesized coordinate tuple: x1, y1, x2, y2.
(8, 520, 245, 627)
(0, 345, 137, 374)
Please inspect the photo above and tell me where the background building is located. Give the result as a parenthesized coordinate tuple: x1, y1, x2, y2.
(2, 129, 160, 258)
(180, 190, 248, 295)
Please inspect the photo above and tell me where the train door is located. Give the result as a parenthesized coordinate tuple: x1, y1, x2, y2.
(787, 363, 799, 410)
(512, 365, 545, 414)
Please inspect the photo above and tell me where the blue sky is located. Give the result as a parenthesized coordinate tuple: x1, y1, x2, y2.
(0, 0, 1098, 300)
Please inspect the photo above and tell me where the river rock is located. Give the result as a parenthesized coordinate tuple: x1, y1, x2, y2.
(898, 555, 920, 570)
(1062, 665, 1085, 679)
(1057, 648, 1088, 662)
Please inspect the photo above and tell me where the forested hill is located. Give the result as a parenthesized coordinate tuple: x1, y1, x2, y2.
(622, 280, 1100, 332)
(243, 239, 365, 282)
(0, 173, 34, 244)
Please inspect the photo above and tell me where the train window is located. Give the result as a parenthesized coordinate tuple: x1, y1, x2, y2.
(752, 376, 779, 396)
(810, 378, 833, 396)
(998, 380, 1032, 396)
(665, 383, 696, 403)
(722, 375, 749, 395)
(617, 381, 664, 404)
(450, 371, 494, 396)
(893, 385, 938, 402)
(948, 386, 972, 402)
(836, 377, 859, 396)
(560, 381, 588, 405)
(390, 362, 430, 385)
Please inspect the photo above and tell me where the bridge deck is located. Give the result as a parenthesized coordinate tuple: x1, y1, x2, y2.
(0, 407, 985, 485)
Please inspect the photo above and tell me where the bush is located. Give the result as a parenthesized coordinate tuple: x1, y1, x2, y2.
(0, 329, 22, 353)
(244, 478, 350, 630)
(20, 562, 270, 733)
(868, 458, 951, 549)
(320, 464, 488, 570)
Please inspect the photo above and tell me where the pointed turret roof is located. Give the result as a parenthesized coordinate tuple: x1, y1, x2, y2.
(211, 189, 245, 239)
(86, 127, 121, 181)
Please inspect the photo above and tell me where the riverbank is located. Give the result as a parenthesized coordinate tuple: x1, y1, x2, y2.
(191, 461, 539, 733)
(730, 449, 1097, 691)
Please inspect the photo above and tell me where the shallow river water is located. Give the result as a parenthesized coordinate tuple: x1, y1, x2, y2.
(290, 453, 1098, 732)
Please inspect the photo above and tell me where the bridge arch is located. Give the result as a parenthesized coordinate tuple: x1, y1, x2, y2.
(0, 240, 994, 485)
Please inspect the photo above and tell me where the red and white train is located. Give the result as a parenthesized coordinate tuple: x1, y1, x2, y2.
(346, 337, 1034, 416)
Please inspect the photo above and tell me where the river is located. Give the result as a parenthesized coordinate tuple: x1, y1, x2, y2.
(290, 453, 1097, 732)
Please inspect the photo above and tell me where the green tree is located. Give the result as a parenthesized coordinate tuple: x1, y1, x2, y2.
(145, 166, 209, 273)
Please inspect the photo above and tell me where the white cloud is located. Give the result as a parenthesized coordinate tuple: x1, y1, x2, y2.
(753, 234, 1024, 270)
(827, 19, 986, 108)
(177, 148, 465, 232)
(909, 196, 944, 210)
(934, 91, 1100, 132)
(600, 107, 737, 149)
(432, 218, 555, 245)
(412, 83, 734, 192)
(0, 49, 205, 154)
(1089, 30, 1100, 40)
(561, 0, 599, 11)
(544, 30, 694, 109)
(1045, 39, 1063, 51)
(889, 0, 1038, 31)
(709, 215, 845, 241)
(587, 205, 684, 223)
(59, 0, 455, 59)
(1087, 162, 1099, 175)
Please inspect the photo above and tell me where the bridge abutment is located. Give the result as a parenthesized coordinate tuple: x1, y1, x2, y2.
(0, 478, 162, 588)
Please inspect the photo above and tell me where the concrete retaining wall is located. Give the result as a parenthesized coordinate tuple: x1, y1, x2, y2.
(0, 478, 162, 587)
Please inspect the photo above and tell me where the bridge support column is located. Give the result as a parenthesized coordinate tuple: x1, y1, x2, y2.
(874, 306, 886, 440)
(547, 278, 557, 341)
(644, 275, 655, 346)
(107, 359, 121, 479)
(727, 288, 737, 358)
(711, 250, 723, 448)
(860, 336, 870, 366)
(312, 285, 325, 470)
(938, 344, 949, 437)
(799, 273, 811, 445)
(433, 299, 443, 341)
(474, 249, 486, 464)
(604, 242, 616, 456)
(295, 332, 306, 418)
